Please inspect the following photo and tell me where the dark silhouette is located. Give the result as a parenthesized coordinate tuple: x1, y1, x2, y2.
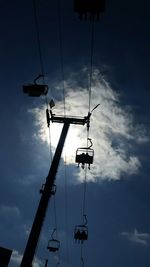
(74, 0, 105, 20)
(75, 148, 94, 169)
(23, 74, 48, 97)
(20, 111, 91, 267)
(74, 225, 88, 243)
(0, 246, 12, 267)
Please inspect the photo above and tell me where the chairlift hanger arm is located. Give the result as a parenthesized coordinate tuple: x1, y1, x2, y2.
(34, 74, 44, 84)
(51, 228, 56, 239)
(83, 214, 88, 226)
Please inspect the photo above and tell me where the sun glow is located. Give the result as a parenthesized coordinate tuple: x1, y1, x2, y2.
(31, 106, 87, 166)
(50, 123, 86, 164)
(30, 68, 146, 180)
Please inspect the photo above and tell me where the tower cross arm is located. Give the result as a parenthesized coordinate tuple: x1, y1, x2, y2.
(49, 110, 90, 126)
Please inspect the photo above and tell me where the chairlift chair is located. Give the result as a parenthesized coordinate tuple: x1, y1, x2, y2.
(75, 147, 94, 169)
(74, 224, 88, 243)
(47, 228, 60, 252)
(23, 84, 48, 97)
(47, 239, 60, 252)
(23, 74, 48, 97)
(74, 0, 105, 20)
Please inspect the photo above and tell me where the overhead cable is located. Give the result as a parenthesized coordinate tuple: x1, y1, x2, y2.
(57, 1, 69, 265)
(33, 0, 45, 80)
(57, 0, 66, 115)
(88, 19, 95, 114)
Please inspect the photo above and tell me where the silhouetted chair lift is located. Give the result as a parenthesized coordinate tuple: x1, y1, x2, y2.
(75, 138, 94, 169)
(47, 239, 60, 252)
(76, 148, 94, 169)
(74, 0, 105, 20)
(47, 229, 60, 252)
(74, 225, 88, 243)
(23, 74, 48, 97)
(74, 215, 88, 244)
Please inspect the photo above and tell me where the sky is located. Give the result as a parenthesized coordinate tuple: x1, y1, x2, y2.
(0, 0, 150, 266)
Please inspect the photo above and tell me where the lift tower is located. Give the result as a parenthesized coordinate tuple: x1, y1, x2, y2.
(20, 110, 91, 267)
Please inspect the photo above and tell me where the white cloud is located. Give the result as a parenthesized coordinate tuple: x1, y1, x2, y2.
(28, 68, 149, 181)
(10, 250, 22, 265)
(10, 250, 43, 267)
(121, 228, 150, 246)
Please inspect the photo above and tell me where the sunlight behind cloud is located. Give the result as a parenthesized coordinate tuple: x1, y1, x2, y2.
(29, 68, 149, 181)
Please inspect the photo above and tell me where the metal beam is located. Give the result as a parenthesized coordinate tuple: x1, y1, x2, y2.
(49, 110, 89, 125)
(20, 122, 70, 267)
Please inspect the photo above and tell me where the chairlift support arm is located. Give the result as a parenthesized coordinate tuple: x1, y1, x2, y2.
(49, 110, 89, 125)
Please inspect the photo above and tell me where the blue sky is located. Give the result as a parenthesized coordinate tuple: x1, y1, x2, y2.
(0, 0, 150, 266)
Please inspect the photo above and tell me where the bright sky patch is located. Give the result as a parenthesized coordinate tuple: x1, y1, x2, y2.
(29, 69, 149, 181)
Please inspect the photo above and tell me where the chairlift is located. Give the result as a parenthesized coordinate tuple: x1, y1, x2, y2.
(74, 0, 105, 20)
(47, 239, 60, 252)
(74, 215, 88, 244)
(75, 138, 94, 169)
(74, 225, 88, 243)
(23, 74, 48, 97)
(47, 229, 60, 252)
